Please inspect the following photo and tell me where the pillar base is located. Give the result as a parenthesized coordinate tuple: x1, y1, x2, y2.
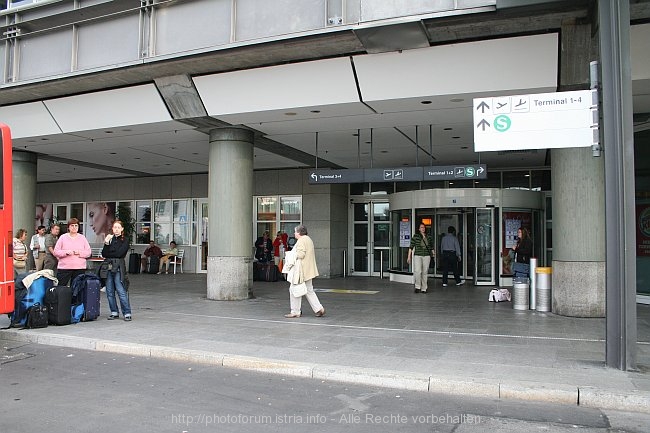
(207, 256, 252, 300)
(552, 260, 605, 317)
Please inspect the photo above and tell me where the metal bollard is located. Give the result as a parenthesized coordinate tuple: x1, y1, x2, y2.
(536, 267, 552, 312)
(342, 249, 347, 278)
(512, 277, 530, 310)
(529, 258, 537, 310)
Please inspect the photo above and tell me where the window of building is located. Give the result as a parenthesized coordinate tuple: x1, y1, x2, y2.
(135, 200, 152, 244)
(255, 195, 302, 240)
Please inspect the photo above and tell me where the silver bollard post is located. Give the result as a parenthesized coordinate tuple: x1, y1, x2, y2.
(342, 249, 347, 278)
(380, 250, 384, 279)
(529, 257, 537, 310)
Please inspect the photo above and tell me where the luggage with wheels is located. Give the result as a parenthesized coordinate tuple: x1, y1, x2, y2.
(254, 262, 279, 282)
(82, 278, 101, 321)
(44, 285, 72, 326)
(71, 274, 102, 322)
(147, 255, 161, 274)
(128, 251, 141, 274)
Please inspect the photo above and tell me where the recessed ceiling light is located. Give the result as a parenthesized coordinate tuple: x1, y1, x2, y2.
(443, 127, 453, 131)
(380, 150, 388, 153)
(40, 138, 48, 141)
(461, 146, 468, 149)
(284, 112, 297, 116)
(524, 173, 530, 177)
(192, 152, 199, 155)
(449, 182, 454, 185)
(170, 147, 177, 150)
(452, 136, 460, 139)
(365, 141, 371, 144)
(310, 110, 321, 113)
(109, 152, 117, 155)
(105, 130, 113, 134)
(403, 163, 409, 166)
(449, 98, 464, 103)
(420, 100, 432, 105)
(352, 133, 359, 137)
(134, 157, 140, 160)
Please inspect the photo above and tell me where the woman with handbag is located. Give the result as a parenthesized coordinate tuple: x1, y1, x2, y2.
(101, 220, 133, 321)
(12, 228, 29, 275)
(282, 225, 325, 318)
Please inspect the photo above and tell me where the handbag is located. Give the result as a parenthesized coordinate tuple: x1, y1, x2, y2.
(25, 303, 49, 329)
(13, 258, 26, 269)
(290, 282, 308, 297)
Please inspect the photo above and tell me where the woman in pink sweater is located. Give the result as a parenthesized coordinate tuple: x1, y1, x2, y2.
(54, 217, 91, 286)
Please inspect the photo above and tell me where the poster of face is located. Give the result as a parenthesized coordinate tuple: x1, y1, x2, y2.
(502, 211, 531, 275)
(636, 204, 650, 257)
(35, 203, 53, 231)
(87, 202, 116, 244)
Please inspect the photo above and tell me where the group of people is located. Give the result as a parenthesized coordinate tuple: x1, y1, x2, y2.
(407, 223, 533, 293)
(12, 218, 133, 322)
(140, 240, 178, 274)
(254, 230, 295, 265)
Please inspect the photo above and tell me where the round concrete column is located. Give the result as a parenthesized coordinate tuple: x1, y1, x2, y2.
(551, 147, 605, 317)
(207, 128, 254, 300)
(12, 151, 37, 236)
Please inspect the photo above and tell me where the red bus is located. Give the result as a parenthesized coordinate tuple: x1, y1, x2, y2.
(0, 123, 13, 314)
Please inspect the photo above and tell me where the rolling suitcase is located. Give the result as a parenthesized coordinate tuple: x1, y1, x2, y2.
(128, 251, 141, 274)
(82, 278, 101, 321)
(255, 262, 279, 282)
(147, 255, 160, 274)
(44, 285, 72, 326)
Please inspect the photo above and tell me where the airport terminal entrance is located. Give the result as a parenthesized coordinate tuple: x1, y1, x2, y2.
(386, 189, 542, 286)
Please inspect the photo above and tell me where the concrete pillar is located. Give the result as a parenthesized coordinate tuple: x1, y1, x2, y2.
(551, 21, 606, 317)
(12, 151, 37, 236)
(206, 128, 254, 300)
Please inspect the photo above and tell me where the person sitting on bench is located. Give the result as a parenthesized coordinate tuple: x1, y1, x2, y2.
(157, 241, 178, 274)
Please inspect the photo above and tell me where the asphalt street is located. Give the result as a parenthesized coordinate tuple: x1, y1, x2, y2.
(2, 339, 650, 433)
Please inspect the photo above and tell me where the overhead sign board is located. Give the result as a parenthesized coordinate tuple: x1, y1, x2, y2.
(307, 165, 487, 184)
(473, 89, 598, 152)
(422, 164, 487, 181)
(308, 169, 364, 184)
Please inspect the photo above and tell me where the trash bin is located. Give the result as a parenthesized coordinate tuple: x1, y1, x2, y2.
(535, 267, 552, 312)
(512, 277, 529, 310)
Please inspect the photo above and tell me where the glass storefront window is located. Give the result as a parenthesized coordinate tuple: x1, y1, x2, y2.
(503, 171, 531, 190)
(155, 200, 171, 222)
(136, 223, 151, 244)
(173, 223, 190, 245)
(173, 199, 190, 222)
(257, 197, 277, 221)
(280, 197, 301, 220)
(136, 201, 151, 222)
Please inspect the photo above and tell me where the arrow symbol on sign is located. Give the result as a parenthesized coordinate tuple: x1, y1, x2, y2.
(310, 173, 317, 182)
(476, 101, 490, 113)
(477, 166, 485, 175)
(477, 119, 490, 131)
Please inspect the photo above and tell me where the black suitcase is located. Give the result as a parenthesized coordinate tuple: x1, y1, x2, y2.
(128, 252, 141, 274)
(44, 285, 72, 326)
(147, 255, 161, 274)
(255, 262, 279, 282)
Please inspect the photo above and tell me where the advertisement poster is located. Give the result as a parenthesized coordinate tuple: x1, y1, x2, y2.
(87, 202, 116, 244)
(501, 211, 531, 275)
(636, 204, 650, 256)
(399, 221, 411, 248)
(35, 203, 53, 231)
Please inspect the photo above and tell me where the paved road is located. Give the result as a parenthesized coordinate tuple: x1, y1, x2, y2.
(2, 339, 649, 433)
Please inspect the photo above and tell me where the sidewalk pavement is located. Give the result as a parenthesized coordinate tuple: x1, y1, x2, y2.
(2, 274, 650, 413)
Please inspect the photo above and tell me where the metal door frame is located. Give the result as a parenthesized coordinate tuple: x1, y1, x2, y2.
(349, 198, 390, 276)
(196, 198, 208, 274)
(474, 207, 496, 285)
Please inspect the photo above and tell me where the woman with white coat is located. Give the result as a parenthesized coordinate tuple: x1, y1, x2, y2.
(282, 225, 325, 318)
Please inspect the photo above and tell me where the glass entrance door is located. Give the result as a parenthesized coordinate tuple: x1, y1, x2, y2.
(197, 199, 208, 273)
(350, 200, 390, 276)
(434, 210, 474, 281)
(475, 208, 496, 285)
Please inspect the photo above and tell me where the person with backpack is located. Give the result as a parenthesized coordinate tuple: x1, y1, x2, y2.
(101, 220, 132, 321)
